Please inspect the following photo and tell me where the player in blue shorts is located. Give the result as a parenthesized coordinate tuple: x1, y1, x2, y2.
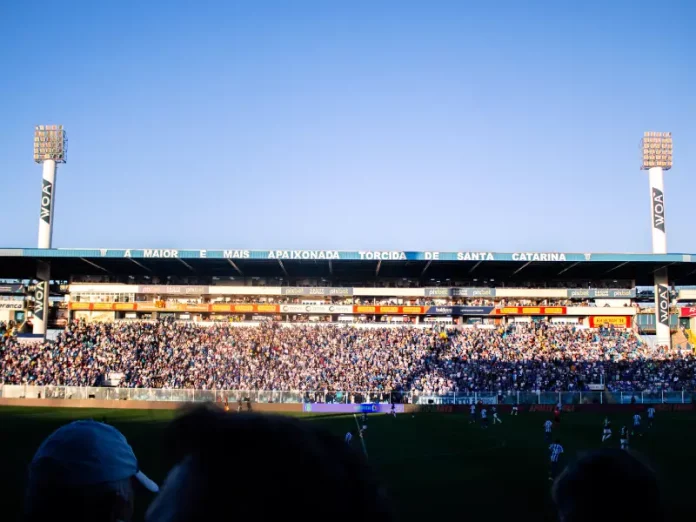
(647, 406, 655, 428)
(632, 413, 642, 437)
(620, 426, 629, 450)
(544, 419, 553, 443)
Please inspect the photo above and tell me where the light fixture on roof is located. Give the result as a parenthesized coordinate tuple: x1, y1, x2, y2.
(32, 125, 67, 338)
(640, 132, 672, 171)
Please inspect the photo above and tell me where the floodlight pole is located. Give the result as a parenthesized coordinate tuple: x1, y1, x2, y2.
(641, 132, 672, 348)
(33, 125, 67, 336)
(38, 159, 57, 248)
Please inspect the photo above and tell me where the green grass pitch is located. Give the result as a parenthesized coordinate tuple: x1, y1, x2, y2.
(1, 406, 695, 521)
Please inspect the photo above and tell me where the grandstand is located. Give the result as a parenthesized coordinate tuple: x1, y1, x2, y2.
(1, 128, 694, 403)
(4, 127, 686, 345)
(1, 248, 696, 342)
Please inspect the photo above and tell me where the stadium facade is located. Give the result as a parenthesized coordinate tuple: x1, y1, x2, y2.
(1, 128, 691, 347)
(2, 248, 696, 348)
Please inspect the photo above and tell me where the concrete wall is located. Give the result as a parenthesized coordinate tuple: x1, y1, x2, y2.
(2, 399, 692, 415)
(0, 398, 303, 412)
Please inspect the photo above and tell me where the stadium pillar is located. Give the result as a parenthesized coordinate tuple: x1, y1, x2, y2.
(33, 270, 50, 337)
(38, 160, 57, 249)
(642, 132, 672, 349)
(649, 167, 670, 348)
(648, 167, 666, 255)
(34, 161, 56, 335)
(32, 125, 66, 337)
(654, 268, 670, 348)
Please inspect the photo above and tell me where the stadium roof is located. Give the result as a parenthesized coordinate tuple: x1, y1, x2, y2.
(1, 248, 695, 286)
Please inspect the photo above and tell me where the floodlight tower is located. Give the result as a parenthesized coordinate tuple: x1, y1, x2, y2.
(641, 131, 672, 347)
(33, 125, 67, 336)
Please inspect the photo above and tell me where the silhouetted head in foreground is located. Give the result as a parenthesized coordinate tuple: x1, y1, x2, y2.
(146, 406, 393, 522)
(552, 448, 662, 522)
(24, 420, 158, 522)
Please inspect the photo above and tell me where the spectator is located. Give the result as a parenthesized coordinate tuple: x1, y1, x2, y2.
(145, 406, 392, 522)
(2, 321, 694, 395)
(23, 420, 158, 522)
(552, 449, 662, 522)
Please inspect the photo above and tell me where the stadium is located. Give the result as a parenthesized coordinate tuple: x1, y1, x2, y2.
(6, 0, 696, 517)
(4, 242, 696, 521)
(3, 245, 696, 402)
(1, 125, 695, 520)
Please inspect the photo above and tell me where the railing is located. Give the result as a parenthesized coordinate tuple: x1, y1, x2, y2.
(0, 385, 694, 405)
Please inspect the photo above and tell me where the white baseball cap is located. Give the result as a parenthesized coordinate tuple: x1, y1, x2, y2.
(28, 420, 159, 492)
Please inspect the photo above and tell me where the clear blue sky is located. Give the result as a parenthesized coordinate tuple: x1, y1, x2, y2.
(1, 1, 694, 253)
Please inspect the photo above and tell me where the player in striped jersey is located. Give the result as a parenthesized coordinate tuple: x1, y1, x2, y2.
(492, 405, 503, 424)
(511, 403, 519, 416)
(602, 421, 612, 442)
(544, 419, 553, 443)
(345, 431, 353, 444)
(647, 406, 656, 428)
(469, 403, 477, 424)
(620, 426, 629, 450)
(632, 413, 642, 437)
(480, 407, 488, 428)
(549, 439, 564, 480)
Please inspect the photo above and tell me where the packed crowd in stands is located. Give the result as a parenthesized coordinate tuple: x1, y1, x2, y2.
(76, 294, 526, 306)
(2, 320, 694, 395)
(74, 294, 615, 307)
(69, 274, 635, 289)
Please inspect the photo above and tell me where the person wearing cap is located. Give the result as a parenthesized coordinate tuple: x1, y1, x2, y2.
(23, 420, 158, 522)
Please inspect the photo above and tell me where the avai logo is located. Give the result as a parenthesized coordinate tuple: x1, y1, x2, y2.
(40, 179, 53, 224)
(652, 188, 665, 232)
(657, 284, 670, 326)
(34, 281, 46, 321)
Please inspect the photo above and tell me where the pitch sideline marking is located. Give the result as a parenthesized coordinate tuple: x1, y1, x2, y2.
(353, 413, 369, 459)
